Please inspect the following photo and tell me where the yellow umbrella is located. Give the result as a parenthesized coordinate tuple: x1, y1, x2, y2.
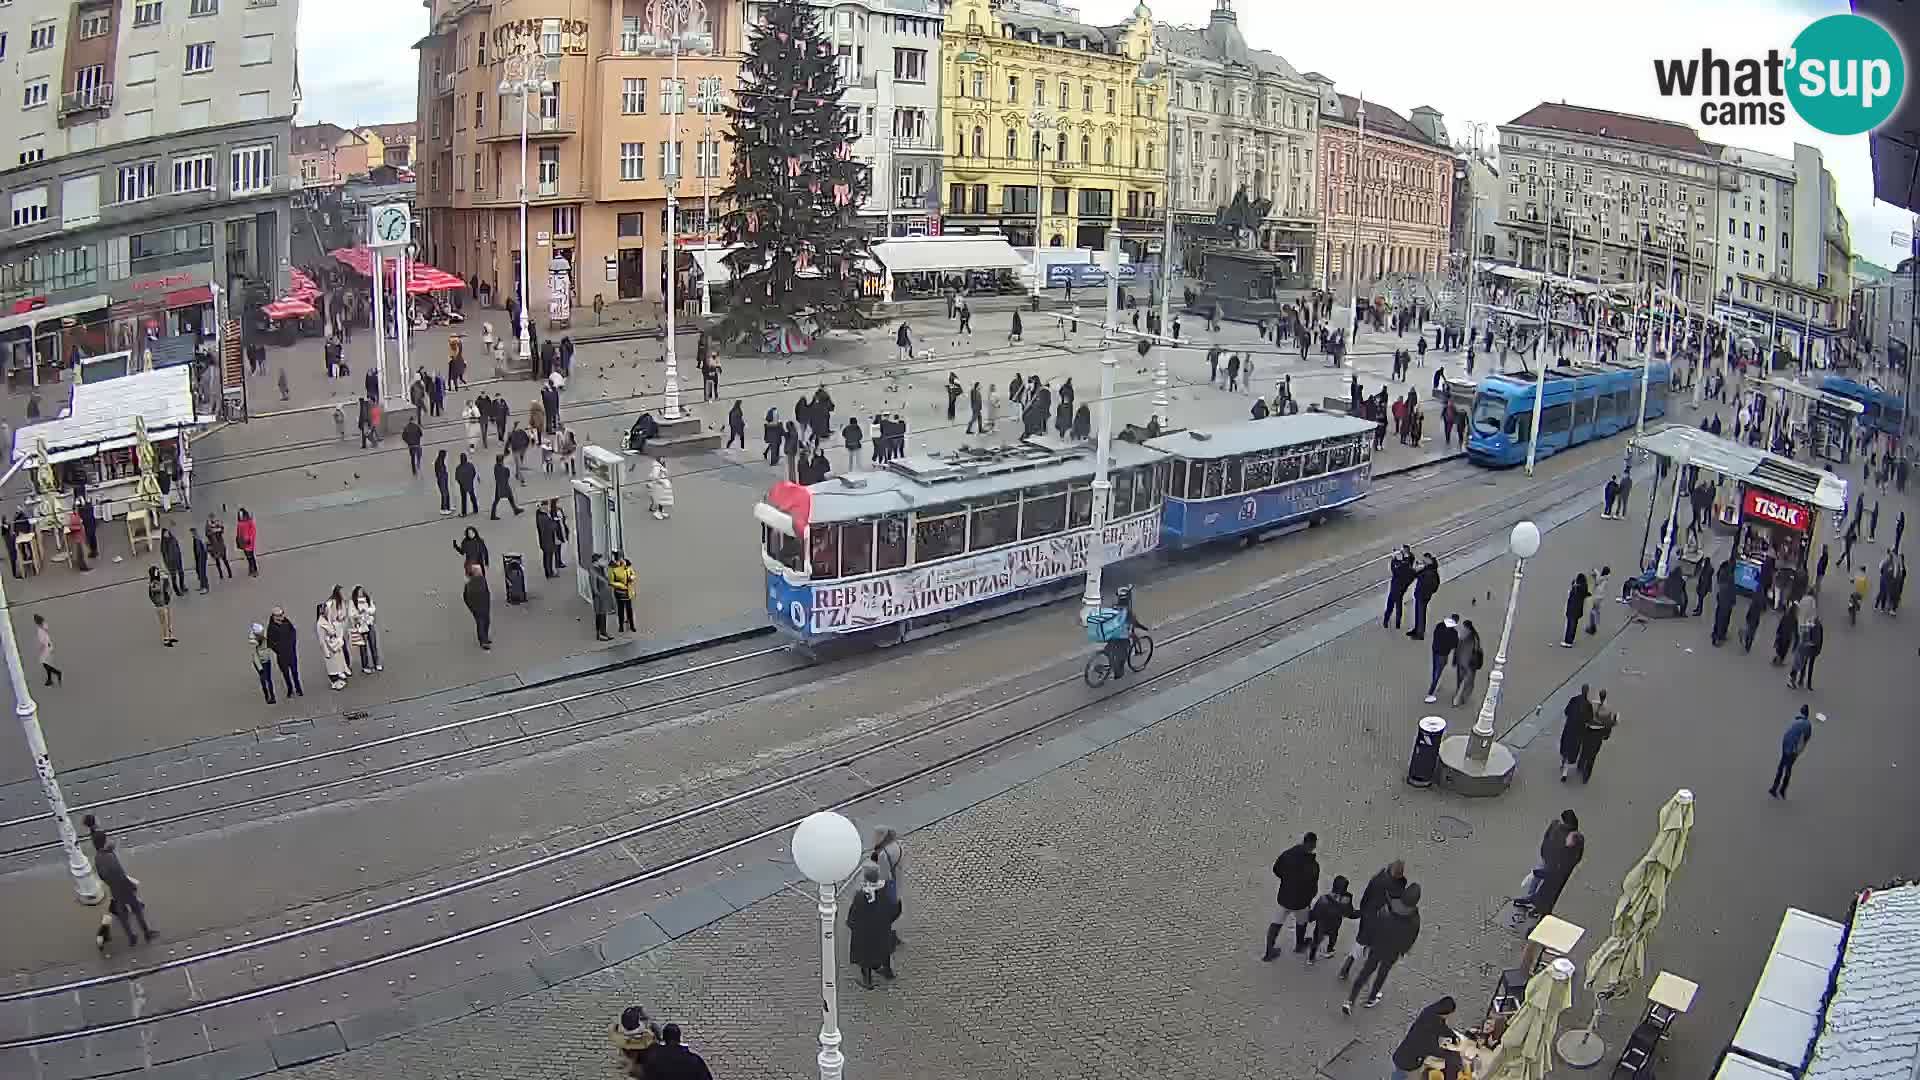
(32, 439, 62, 539)
(1487, 957, 1576, 1080)
(1559, 788, 1696, 1067)
(132, 415, 164, 508)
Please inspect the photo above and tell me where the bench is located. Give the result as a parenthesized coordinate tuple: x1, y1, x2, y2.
(1629, 593, 1684, 619)
(1320, 397, 1354, 415)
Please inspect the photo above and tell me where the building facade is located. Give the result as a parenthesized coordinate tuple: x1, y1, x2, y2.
(1451, 154, 1499, 263)
(1152, 0, 1317, 281)
(292, 122, 360, 188)
(938, 0, 1166, 256)
(0, 0, 299, 353)
(811, 0, 943, 237)
(1313, 88, 1453, 288)
(415, 0, 743, 311)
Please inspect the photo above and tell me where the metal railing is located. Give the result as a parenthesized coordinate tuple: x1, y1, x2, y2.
(59, 84, 113, 116)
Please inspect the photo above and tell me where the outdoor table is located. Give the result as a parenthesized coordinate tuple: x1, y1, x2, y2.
(1522, 914, 1585, 974)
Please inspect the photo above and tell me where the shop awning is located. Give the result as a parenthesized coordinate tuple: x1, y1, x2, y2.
(164, 286, 214, 309)
(11, 365, 205, 465)
(873, 236, 1028, 275)
(1631, 424, 1847, 511)
(689, 245, 740, 286)
(0, 294, 112, 338)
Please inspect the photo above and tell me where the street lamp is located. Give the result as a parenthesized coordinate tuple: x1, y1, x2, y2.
(792, 811, 864, 1080)
(498, 55, 554, 367)
(1081, 230, 1122, 622)
(1436, 520, 1535, 795)
(1348, 96, 1367, 342)
(1028, 108, 1054, 300)
(693, 76, 730, 319)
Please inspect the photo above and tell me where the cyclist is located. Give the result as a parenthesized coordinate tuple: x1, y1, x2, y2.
(1105, 585, 1149, 680)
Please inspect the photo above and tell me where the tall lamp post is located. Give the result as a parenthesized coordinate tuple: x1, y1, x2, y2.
(1523, 148, 1556, 477)
(1436, 520, 1536, 795)
(648, 0, 709, 421)
(498, 55, 552, 367)
(792, 811, 864, 1080)
(1028, 109, 1054, 300)
(1154, 99, 1175, 428)
(1081, 230, 1121, 622)
(694, 75, 729, 319)
(1348, 95, 1367, 342)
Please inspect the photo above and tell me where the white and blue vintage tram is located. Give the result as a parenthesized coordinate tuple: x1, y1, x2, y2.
(755, 414, 1382, 648)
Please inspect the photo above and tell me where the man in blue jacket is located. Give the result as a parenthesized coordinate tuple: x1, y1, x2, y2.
(1770, 706, 1814, 798)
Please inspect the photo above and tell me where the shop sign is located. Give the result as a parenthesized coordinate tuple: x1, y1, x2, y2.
(1743, 489, 1811, 532)
(130, 272, 196, 293)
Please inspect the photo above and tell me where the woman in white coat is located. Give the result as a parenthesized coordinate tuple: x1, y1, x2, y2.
(316, 603, 350, 690)
(349, 585, 381, 672)
(647, 457, 674, 520)
(462, 401, 483, 449)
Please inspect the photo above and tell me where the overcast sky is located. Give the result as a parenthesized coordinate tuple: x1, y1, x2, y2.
(296, 0, 1911, 267)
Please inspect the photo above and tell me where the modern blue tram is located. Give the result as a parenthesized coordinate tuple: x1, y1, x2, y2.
(1465, 359, 1672, 467)
(1818, 376, 1905, 437)
(754, 416, 1379, 647)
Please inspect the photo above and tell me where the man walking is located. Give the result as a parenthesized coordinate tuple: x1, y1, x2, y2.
(1344, 881, 1421, 1013)
(1384, 545, 1415, 629)
(1769, 705, 1814, 798)
(455, 453, 479, 517)
(402, 416, 424, 474)
(536, 503, 561, 578)
(463, 563, 493, 650)
(490, 453, 523, 519)
(1423, 615, 1459, 704)
(1602, 474, 1620, 519)
(1339, 859, 1406, 980)
(91, 835, 156, 950)
(1262, 832, 1320, 961)
(1408, 555, 1440, 640)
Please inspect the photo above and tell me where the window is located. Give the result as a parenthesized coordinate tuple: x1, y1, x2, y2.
(1103, 138, 1113, 165)
(134, 1, 163, 25)
(617, 212, 642, 237)
(971, 126, 984, 157)
(74, 65, 106, 95)
(913, 512, 966, 562)
(0, 32, 7, 61)
(1083, 84, 1092, 111)
(185, 42, 214, 73)
(1758, 225, 1766, 242)
(190, 0, 217, 12)
(79, 14, 111, 39)
(661, 79, 684, 114)
(1059, 79, 1069, 107)
(242, 34, 273, 65)
(1106, 88, 1116, 114)
(1035, 79, 1045, 107)
(659, 140, 681, 179)
(620, 141, 645, 180)
(1051, 187, 1068, 214)
(538, 146, 559, 186)
(230, 143, 273, 194)
(115, 162, 157, 203)
(539, 83, 560, 119)
(894, 49, 926, 82)
(475, 92, 485, 127)
(10, 187, 48, 229)
(473, 155, 481, 191)
(620, 15, 642, 52)
(455, 154, 466, 190)
(30, 22, 56, 50)
(1006, 129, 1017, 159)
(697, 138, 718, 178)
(1007, 76, 1018, 104)
(552, 206, 576, 236)
(23, 79, 48, 109)
(1056, 133, 1066, 162)
(621, 78, 645, 114)
(541, 18, 561, 56)
(18, 146, 44, 167)
(971, 71, 984, 99)
(1079, 135, 1089, 162)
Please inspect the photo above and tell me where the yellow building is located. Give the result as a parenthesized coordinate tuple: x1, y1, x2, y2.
(940, 0, 1167, 258)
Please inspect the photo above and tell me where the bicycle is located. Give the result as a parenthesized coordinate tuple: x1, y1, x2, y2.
(1083, 629, 1155, 687)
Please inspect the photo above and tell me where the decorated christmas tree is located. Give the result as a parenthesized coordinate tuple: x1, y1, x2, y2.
(719, 0, 873, 341)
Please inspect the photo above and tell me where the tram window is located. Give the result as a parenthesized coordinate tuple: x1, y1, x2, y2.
(1069, 485, 1093, 528)
(969, 494, 1019, 550)
(1131, 466, 1156, 515)
(1151, 462, 1170, 505)
(1275, 452, 1302, 483)
(1610, 389, 1631, 416)
(1020, 483, 1068, 538)
(1471, 394, 1506, 436)
(913, 511, 968, 562)
(1328, 439, 1354, 471)
(1112, 468, 1136, 514)
(1507, 412, 1532, 441)
(1165, 462, 1187, 499)
(1187, 461, 1207, 498)
(1202, 460, 1226, 498)
(809, 526, 841, 580)
(1303, 444, 1329, 477)
(839, 521, 876, 577)
(1242, 451, 1276, 491)
(875, 516, 908, 571)
(1595, 391, 1615, 419)
(1222, 457, 1244, 496)
(765, 526, 804, 572)
(1648, 382, 1667, 413)
(1543, 404, 1571, 435)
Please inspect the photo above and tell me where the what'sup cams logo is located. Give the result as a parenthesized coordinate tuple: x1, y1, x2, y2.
(1653, 13, 1906, 135)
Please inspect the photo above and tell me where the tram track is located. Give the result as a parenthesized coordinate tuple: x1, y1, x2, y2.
(0, 449, 1622, 1049)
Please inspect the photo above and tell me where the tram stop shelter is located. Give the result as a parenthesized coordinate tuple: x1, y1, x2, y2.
(1757, 376, 1865, 465)
(1631, 425, 1847, 599)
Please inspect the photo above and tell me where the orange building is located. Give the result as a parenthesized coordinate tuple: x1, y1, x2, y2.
(413, 0, 742, 313)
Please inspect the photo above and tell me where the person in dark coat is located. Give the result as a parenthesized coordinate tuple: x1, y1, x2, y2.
(159, 528, 187, 593)
(1391, 997, 1461, 1080)
(1770, 607, 1797, 666)
(1558, 685, 1593, 781)
(454, 525, 489, 572)
(1072, 403, 1091, 441)
(1710, 561, 1737, 644)
(1561, 573, 1590, 646)
(1517, 810, 1578, 907)
(454, 452, 479, 516)
(640, 1024, 713, 1080)
(536, 505, 561, 578)
(847, 866, 898, 988)
(1741, 589, 1768, 652)
(433, 450, 452, 515)
(1339, 859, 1405, 979)
(727, 401, 747, 449)
(490, 453, 523, 518)
(1520, 828, 1584, 918)
(1304, 874, 1360, 965)
(264, 607, 302, 697)
(1692, 556, 1714, 616)
(402, 417, 424, 474)
(1384, 546, 1415, 629)
(1262, 832, 1320, 960)
(1058, 378, 1074, 412)
(1054, 398, 1073, 438)
(1408, 555, 1440, 639)
(463, 563, 492, 649)
(92, 837, 156, 949)
(1345, 881, 1421, 1011)
(1576, 688, 1617, 782)
(189, 528, 210, 594)
(763, 411, 783, 465)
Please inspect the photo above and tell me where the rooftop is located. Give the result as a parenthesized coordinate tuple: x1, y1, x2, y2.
(1803, 883, 1920, 1080)
(1325, 94, 1443, 149)
(292, 122, 357, 154)
(1504, 102, 1710, 157)
(358, 122, 419, 142)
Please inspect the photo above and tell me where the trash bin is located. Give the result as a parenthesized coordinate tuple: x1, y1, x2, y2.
(1406, 715, 1447, 787)
(503, 552, 528, 604)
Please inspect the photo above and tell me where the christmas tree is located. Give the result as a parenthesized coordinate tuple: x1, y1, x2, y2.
(719, 0, 873, 341)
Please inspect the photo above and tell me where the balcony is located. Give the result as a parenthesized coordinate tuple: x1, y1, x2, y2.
(617, 31, 715, 56)
(58, 84, 113, 119)
(477, 112, 578, 143)
(435, 72, 457, 96)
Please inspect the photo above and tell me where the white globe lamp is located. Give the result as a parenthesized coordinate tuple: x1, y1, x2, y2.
(1509, 520, 1541, 560)
(793, 811, 863, 884)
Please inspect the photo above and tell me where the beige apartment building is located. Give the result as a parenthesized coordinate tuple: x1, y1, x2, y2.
(415, 0, 743, 312)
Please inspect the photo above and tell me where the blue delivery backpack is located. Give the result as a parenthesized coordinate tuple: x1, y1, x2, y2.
(1086, 607, 1129, 643)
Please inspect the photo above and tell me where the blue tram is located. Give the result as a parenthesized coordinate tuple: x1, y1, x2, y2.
(1148, 414, 1377, 549)
(1465, 360, 1672, 467)
(1818, 376, 1905, 437)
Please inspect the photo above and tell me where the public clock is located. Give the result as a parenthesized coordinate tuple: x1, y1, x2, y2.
(373, 205, 411, 245)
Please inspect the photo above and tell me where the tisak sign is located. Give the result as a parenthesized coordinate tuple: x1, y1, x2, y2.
(1742, 489, 1810, 533)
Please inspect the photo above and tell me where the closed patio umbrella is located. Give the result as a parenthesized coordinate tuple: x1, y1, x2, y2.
(1558, 788, 1696, 1067)
(1486, 957, 1575, 1080)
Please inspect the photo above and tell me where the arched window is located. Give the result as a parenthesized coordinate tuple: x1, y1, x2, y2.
(972, 127, 985, 157)
(1080, 135, 1090, 162)
(1103, 138, 1113, 165)
(1006, 129, 1018, 159)
(1056, 133, 1067, 162)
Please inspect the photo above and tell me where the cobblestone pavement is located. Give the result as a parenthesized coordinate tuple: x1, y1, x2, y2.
(259, 468, 1918, 1080)
(1, 299, 1473, 768)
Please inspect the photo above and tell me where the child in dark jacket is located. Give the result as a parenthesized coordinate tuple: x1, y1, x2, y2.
(1305, 875, 1360, 965)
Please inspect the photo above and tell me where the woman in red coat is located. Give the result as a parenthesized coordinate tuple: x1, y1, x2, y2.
(234, 508, 259, 577)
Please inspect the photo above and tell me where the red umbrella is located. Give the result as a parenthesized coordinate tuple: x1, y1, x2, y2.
(405, 266, 466, 294)
(290, 267, 318, 292)
(262, 297, 317, 320)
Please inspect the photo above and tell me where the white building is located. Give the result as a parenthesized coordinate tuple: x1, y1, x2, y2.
(810, 0, 944, 236)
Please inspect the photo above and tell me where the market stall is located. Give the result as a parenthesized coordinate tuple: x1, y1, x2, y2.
(10, 366, 208, 524)
(1761, 376, 1863, 465)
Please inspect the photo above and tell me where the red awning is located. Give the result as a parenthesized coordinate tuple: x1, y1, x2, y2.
(163, 286, 214, 309)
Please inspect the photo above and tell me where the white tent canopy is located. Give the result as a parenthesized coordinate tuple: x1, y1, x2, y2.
(12, 366, 203, 464)
(872, 235, 1028, 275)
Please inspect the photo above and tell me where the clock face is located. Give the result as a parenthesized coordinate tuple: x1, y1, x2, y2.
(376, 208, 408, 242)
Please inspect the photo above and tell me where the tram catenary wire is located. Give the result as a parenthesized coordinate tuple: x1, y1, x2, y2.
(0, 449, 1620, 1031)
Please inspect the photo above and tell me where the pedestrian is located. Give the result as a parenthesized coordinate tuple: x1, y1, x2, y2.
(985, 383, 999, 432)
(1520, 822, 1585, 919)
(235, 508, 259, 576)
(944, 373, 962, 421)
(266, 606, 302, 696)
(433, 450, 453, 515)
(1711, 564, 1737, 645)
(147, 566, 178, 647)
(1896, 510, 1906, 553)
(1423, 614, 1459, 703)
(454, 525, 489, 573)
(1384, 545, 1414, 629)
(610, 551, 637, 632)
(32, 614, 61, 686)
(463, 399, 483, 448)
(1576, 688, 1617, 782)
(1408, 555, 1440, 639)
(1008, 309, 1023, 345)
(1558, 684, 1593, 781)
(1515, 810, 1578, 907)
(966, 381, 984, 434)
(1602, 475, 1620, 518)
(248, 622, 275, 703)
(1770, 606, 1797, 667)
(724, 401, 747, 450)
(590, 555, 614, 641)
(848, 865, 899, 988)
(1692, 556, 1713, 617)
(1449, 619, 1482, 707)
(641, 1025, 713, 1080)
(1262, 831, 1320, 960)
(452, 452, 479, 516)
(1227, 353, 1241, 393)
(463, 563, 493, 650)
(1390, 997, 1462, 1080)
(896, 322, 913, 363)
(204, 514, 232, 579)
(349, 585, 381, 672)
(316, 602, 349, 691)
(91, 836, 156, 950)
(1304, 875, 1359, 965)
(508, 422, 532, 482)
(647, 457, 673, 520)
(189, 528, 211, 594)
(159, 528, 187, 594)
(1343, 881, 1421, 1013)
(1339, 859, 1407, 979)
(1788, 617, 1823, 690)
(490, 453, 523, 518)
(536, 503, 560, 578)
(402, 416, 423, 474)
(1618, 469, 1634, 519)
(869, 827, 905, 933)
(1741, 590, 1767, 652)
